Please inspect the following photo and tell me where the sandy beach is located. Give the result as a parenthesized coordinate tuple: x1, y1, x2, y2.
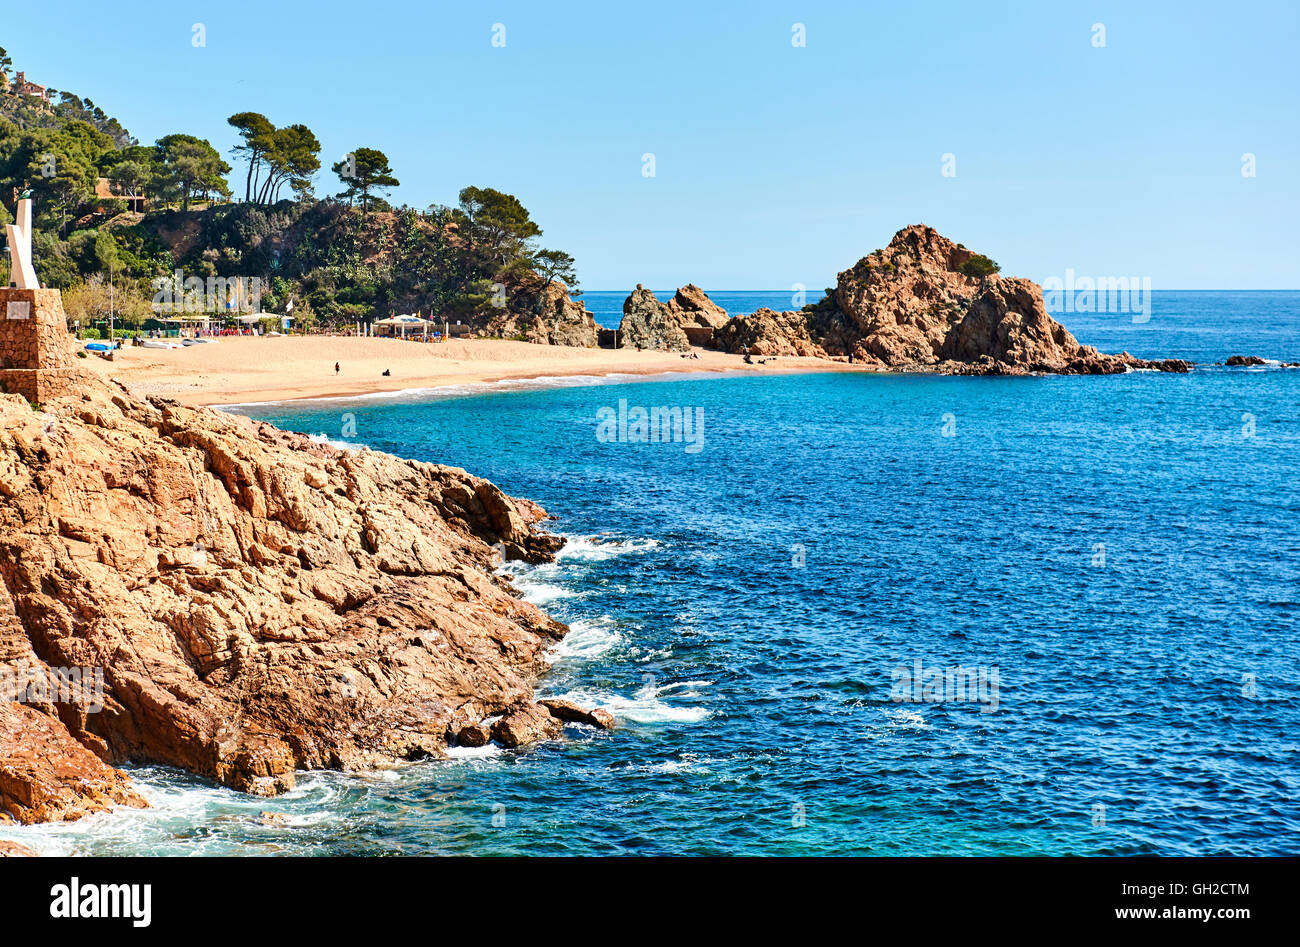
(80, 336, 852, 406)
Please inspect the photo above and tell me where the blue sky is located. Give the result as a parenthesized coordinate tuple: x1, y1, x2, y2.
(10, 0, 1298, 289)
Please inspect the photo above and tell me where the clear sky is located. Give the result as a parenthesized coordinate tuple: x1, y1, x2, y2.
(9, 1, 1299, 289)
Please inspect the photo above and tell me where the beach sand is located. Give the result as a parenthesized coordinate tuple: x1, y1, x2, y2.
(80, 336, 853, 406)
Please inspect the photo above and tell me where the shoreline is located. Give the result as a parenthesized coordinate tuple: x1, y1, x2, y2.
(80, 335, 864, 408)
(77, 335, 1283, 413)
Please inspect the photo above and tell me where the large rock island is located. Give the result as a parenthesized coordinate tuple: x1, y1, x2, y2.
(639, 225, 1189, 375)
(0, 376, 600, 824)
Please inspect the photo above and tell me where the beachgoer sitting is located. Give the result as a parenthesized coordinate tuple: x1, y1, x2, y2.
(382, 369, 391, 376)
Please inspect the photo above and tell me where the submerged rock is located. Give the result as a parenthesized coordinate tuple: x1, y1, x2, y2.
(0, 376, 575, 822)
(0, 839, 40, 857)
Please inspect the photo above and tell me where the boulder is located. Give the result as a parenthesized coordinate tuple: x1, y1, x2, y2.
(714, 308, 824, 357)
(666, 284, 729, 327)
(454, 722, 492, 747)
(940, 277, 1085, 369)
(1225, 355, 1266, 366)
(539, 698, 616, 730)
(0, 703, 146, 824)
(491, 703, 562, 748)
(618, 286, 691, 352)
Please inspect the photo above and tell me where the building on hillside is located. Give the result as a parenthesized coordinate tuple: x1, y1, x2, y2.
(7, 72, 51, 102)
(95, 177, 147, 214)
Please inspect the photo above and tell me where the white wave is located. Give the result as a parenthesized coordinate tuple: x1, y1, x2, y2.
(656, 680, 714, 693)
(513, 580, 579, 605)
(555, 535, 662, 562)
(443, 744, 503, 760)
(552, 615, 623, 659)
(308, 432, 365, 451)
(643, 753, 711, 774)
(880, 708, 927, 729)
(553, 680, 711, 725)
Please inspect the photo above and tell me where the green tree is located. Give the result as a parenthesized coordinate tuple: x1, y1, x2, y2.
(257, 123, 320, 204)
(332, 147, 398, 213)
(156, 134, 229, 211)
(15, 123, 108, 234)
(106, 158, 150, 204)
(67, 229, 120, 274)
(532, 248, 577, 295)
(457, 186, 542, 264)
(227, 111, 275, 202)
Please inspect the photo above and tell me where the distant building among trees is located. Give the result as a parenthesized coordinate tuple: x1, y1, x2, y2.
(2, 71, 52, 102)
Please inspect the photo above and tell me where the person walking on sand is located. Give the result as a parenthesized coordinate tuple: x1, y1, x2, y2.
(335, 362, 340, 375)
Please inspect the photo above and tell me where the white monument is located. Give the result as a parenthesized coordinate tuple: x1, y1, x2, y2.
(6, 198, 41, 289)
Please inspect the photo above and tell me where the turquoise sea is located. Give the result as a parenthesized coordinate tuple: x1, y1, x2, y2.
(6, 291, 1298, 855)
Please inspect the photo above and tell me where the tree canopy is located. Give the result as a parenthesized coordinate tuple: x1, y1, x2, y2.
(0, 42, 582, 335)
(333, 147, 398, 213)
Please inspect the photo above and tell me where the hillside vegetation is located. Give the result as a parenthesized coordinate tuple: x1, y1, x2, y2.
(0, 43, 578, 333)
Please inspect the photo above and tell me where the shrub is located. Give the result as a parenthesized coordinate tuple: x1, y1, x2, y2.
(959, 254, 999, 280)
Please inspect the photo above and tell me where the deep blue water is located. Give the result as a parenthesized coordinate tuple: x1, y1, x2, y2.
(6, 292, 1297, 855)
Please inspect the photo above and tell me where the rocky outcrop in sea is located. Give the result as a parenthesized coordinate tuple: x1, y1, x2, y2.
(706, 225, 1190, 375)
(0, 376, 609, 824)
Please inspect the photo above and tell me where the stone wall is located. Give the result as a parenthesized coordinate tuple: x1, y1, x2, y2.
(0, 288, 80, 403)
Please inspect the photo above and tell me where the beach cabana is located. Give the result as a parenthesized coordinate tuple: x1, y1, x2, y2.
(373, 314, 432, 339)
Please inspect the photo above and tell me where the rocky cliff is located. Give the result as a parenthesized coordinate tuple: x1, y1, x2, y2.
(714, 225, 1188, 374)
(0, 376, 605, 824)
(484, 281, 600, 347)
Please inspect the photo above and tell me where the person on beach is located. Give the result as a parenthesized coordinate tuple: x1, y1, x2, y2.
(335, 362, 340, 375)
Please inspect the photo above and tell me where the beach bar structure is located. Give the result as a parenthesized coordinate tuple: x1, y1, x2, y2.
(373, 314, 432, 339)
